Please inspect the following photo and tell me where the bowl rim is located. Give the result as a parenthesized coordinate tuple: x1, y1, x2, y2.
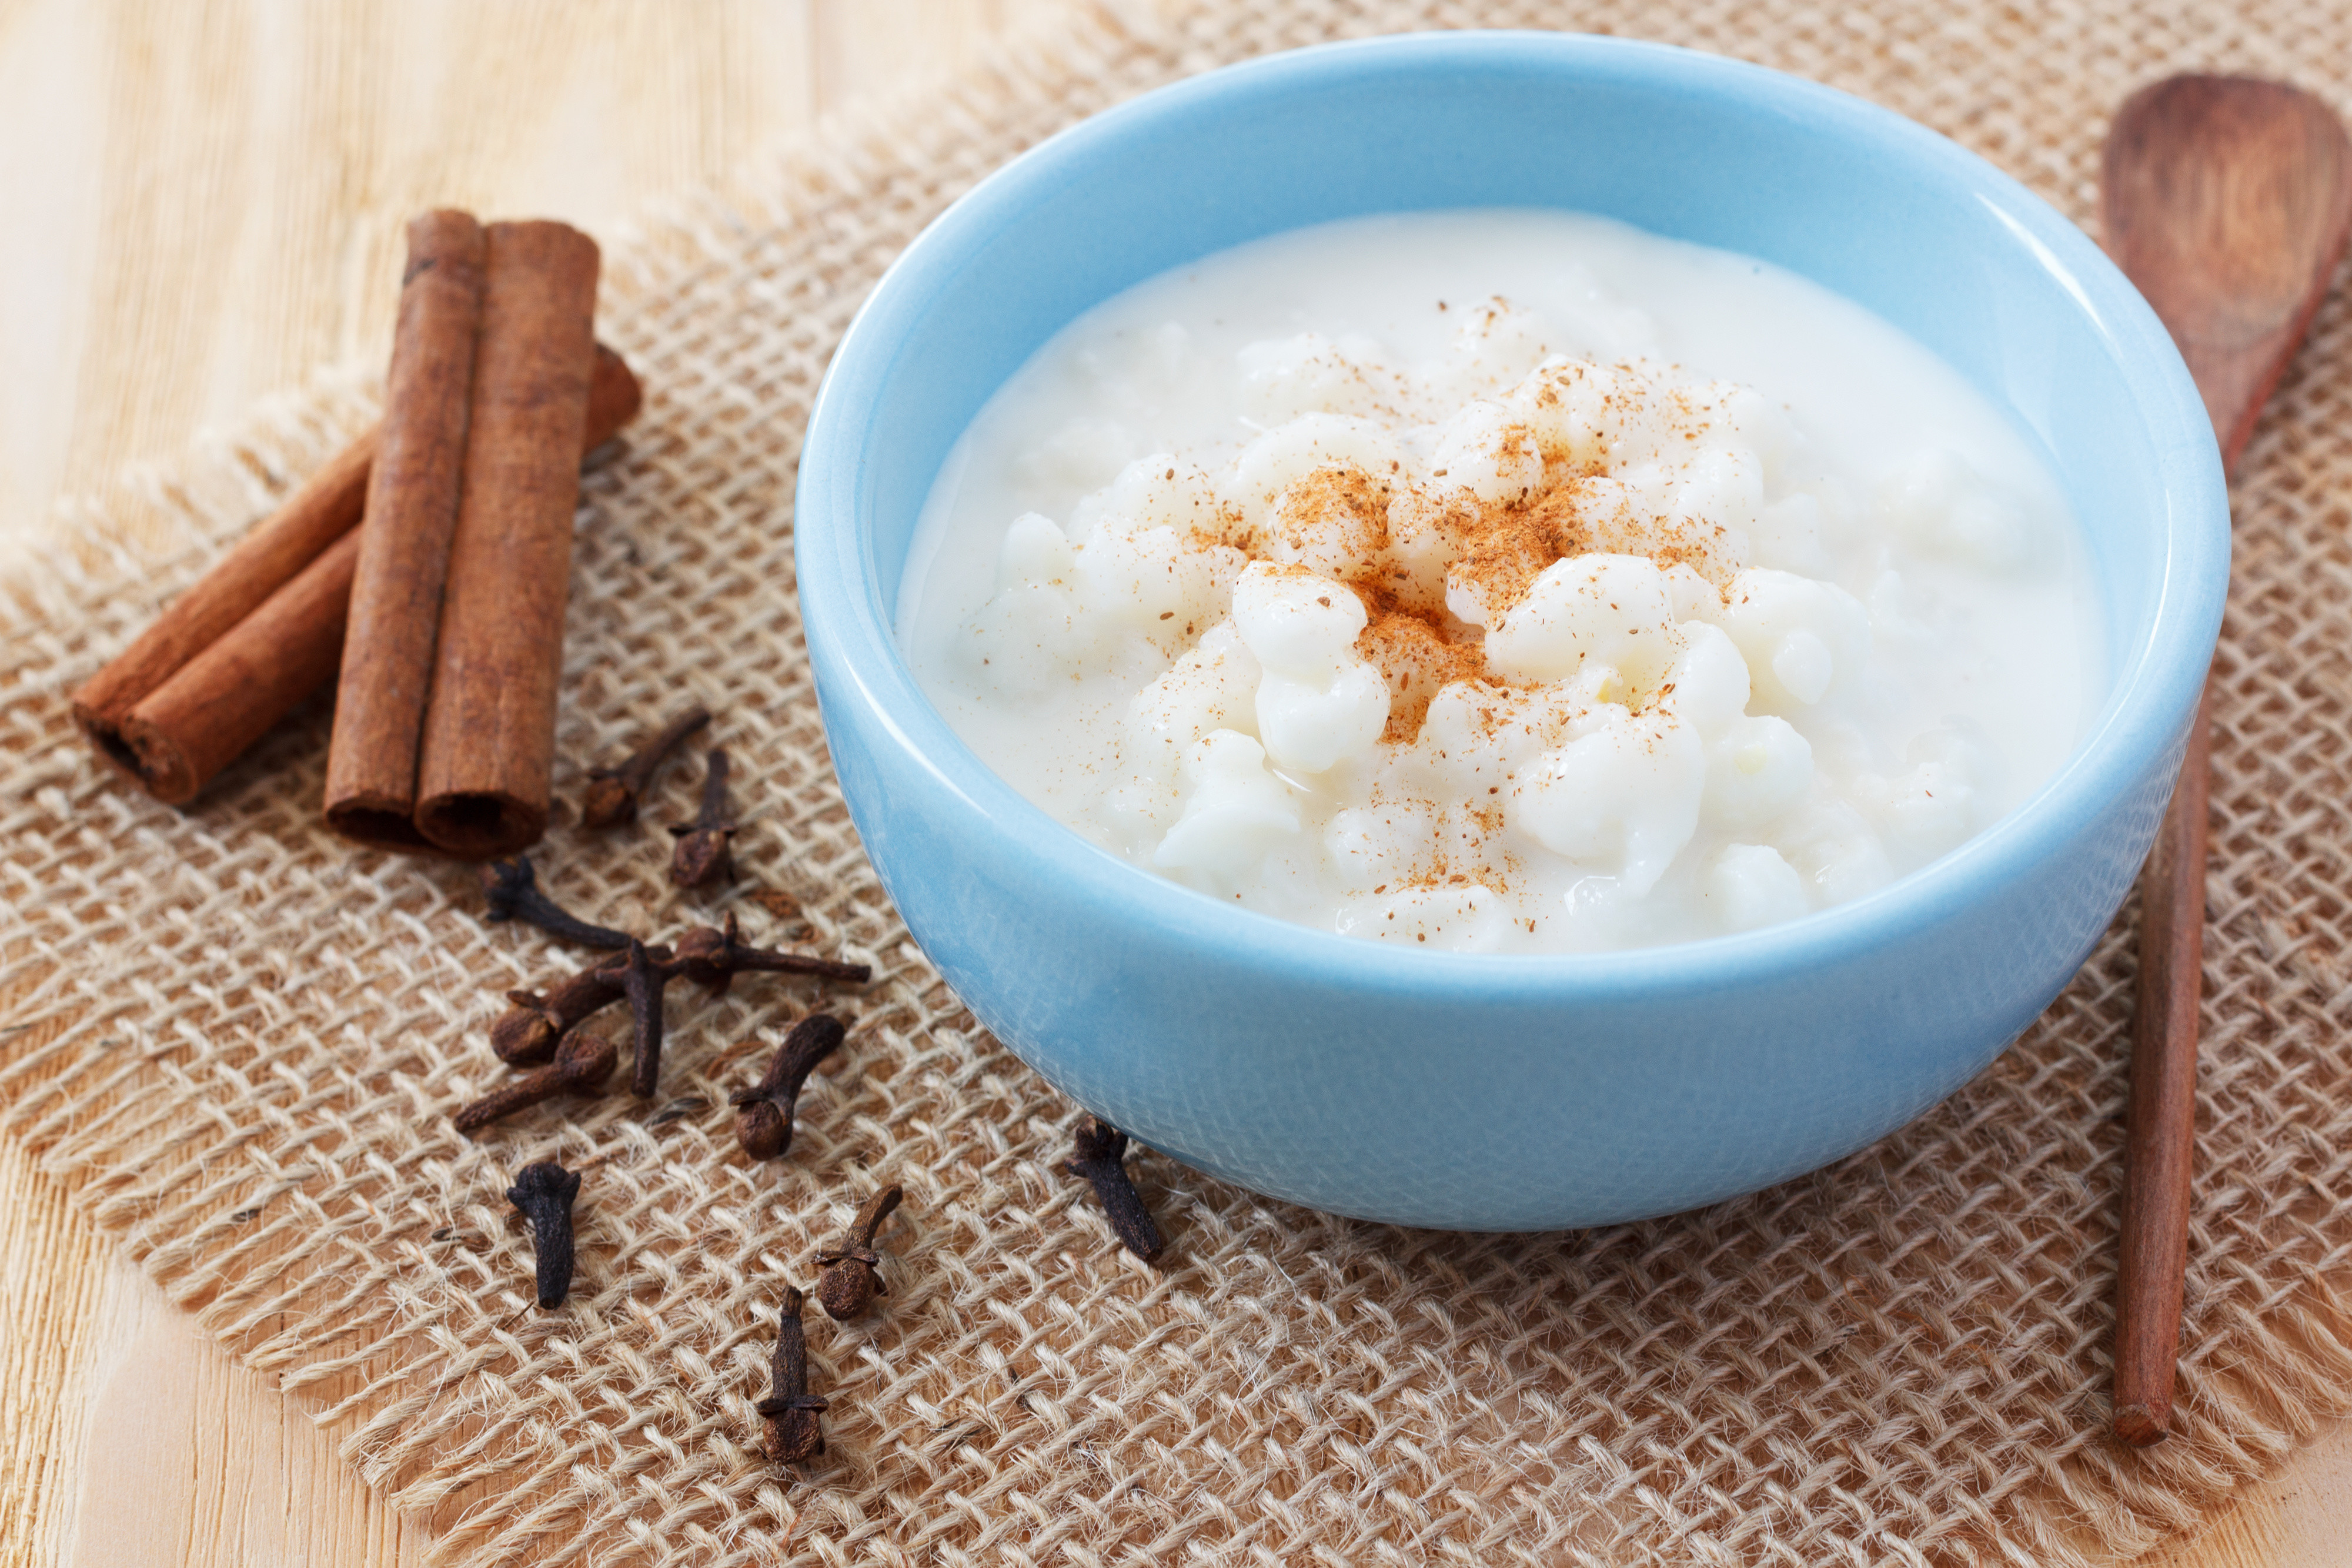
(796, 29, 2229, 1001)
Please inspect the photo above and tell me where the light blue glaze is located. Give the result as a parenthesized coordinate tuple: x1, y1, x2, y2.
(795, 33, 2227, 1230)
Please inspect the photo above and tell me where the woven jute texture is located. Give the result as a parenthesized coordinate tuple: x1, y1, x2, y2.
(8, 1, 2352, 1563)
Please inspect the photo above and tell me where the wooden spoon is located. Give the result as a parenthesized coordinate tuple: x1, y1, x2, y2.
(2100, 73, 2352, 1448)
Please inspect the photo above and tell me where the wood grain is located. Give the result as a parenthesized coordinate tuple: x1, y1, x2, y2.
(0, 5, 2344, 1565)
(2102, 75, 2352, 469)
(2114, 686, 2212, 1445)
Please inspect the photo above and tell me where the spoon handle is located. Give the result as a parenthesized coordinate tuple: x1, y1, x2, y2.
(2113, 689, 2209, 1446)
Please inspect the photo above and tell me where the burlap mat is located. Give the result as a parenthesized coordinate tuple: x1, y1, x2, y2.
(6, 2, 2352, 1562)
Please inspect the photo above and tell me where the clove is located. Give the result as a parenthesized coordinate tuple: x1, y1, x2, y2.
(1063, 1115, 1164, 1262)
(677, 913, 872, 991)
(490, 945, 670, 1066)
(620, 926, 871, 1099)
(731, 1014, 847, 1159)
(582, 704, 711, 829)
(481, 857, 631, 950)
(455, 1031, 619, 1133)
(757, 1286, 828, 1463)
(814, 1184, 903, 1320)
(669, 748, 738, 889)
(488, 920, 860, 1068)
(622, 937, 676, 1099)
(507, 1159, 583, 1309)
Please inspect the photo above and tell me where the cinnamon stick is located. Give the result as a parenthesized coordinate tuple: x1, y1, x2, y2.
(73, 439, 373, 775)
(324, 210, 489, 848)
(116, 529, 362, 803)
(88, 345, 640, 806)
(413, 220, 602, 858)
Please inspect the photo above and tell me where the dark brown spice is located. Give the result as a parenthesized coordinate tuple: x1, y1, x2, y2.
(622, 937, 675, 1099)
(759, 1286, 828, 1463)
(677, 912, 872, 991)
(512, 923, 869, 1098)
(668, 747, 737, 888)
(731, 1014, 846, 1159)
(507, 1159, 583, 1309)
(489, 944, 670, 1066)
(489, 917, 861, 1068)
(454, 1030, 618, 1132)
(814, 1184, 903, 1320)
(582, 704, 710, 829)
(481, 856, 630, 949)
(1064, 1115, 1164, 1262)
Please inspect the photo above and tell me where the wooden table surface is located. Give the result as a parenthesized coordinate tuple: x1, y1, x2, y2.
(0, 2, 2344, 1562)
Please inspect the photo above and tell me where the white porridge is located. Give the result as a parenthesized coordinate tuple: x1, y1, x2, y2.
(896, 210, 2101, 953)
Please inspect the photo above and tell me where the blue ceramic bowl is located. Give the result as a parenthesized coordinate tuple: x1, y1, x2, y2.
(796, 32, 2226, 1229)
